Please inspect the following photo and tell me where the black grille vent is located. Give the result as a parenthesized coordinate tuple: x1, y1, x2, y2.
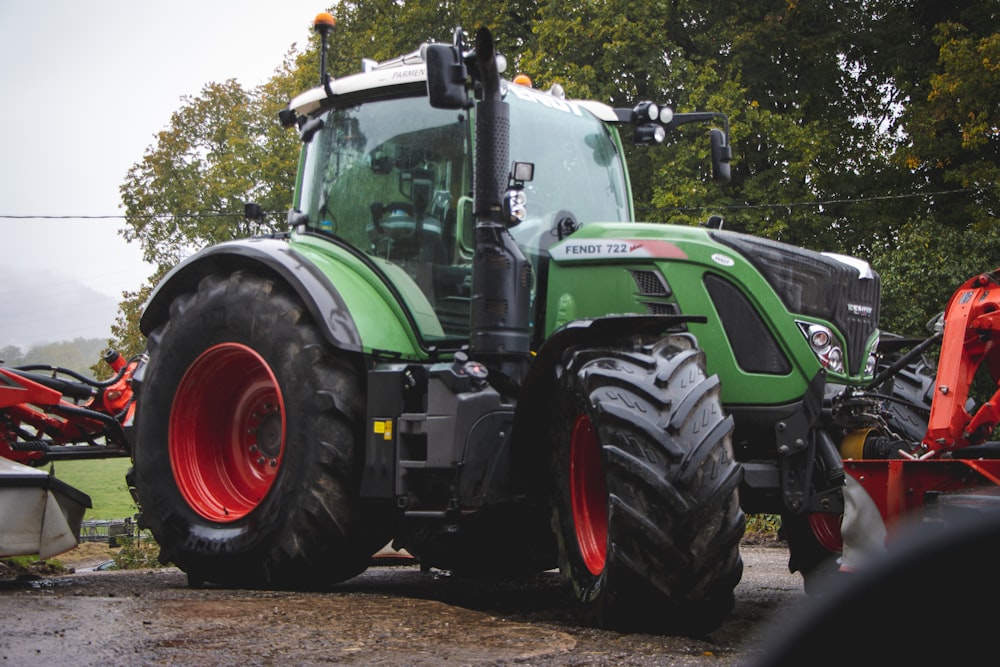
(705, 274, 792, 375)
(630, 269, 671, 296)
(642, 302, 680, 316)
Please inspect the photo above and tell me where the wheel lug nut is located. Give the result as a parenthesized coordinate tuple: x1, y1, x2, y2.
(257, 457, 266, 465)
(249, 445, 258, 453)
(269, 459, 277, 468)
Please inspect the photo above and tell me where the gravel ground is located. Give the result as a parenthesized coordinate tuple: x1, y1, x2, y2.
(0, 541, 806, 666)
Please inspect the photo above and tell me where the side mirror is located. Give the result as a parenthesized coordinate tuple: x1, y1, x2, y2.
(244, 202, 264, 222)
(424, 44, 471, 109)
(710, 128, 732, 184)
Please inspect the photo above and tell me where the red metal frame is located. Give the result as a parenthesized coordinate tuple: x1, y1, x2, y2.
(924, 268, 1000, 452)
(89, 351, 136, 427)
(841, 268, 1000, 537)
(845, 459, 1000, 536)
(0, 353, 137, 465)
(1, 368, 72, 464)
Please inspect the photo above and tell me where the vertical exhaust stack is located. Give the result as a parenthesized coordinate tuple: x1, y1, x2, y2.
(468, 28, 532, 375)
(424, 27, 532, 384)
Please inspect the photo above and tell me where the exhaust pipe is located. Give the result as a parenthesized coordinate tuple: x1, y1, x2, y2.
(468, 27, 532, 366)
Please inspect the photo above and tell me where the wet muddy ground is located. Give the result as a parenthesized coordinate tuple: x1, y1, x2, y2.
(0, 543, 806, 666)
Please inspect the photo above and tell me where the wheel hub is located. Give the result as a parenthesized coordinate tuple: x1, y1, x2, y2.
(253, 405, 283, 461)
(169, 343, 286, 523)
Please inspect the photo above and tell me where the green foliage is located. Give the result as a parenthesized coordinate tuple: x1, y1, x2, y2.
(745, 514, 781, 540)
(105, 279, 158, 366)
(112, 533, 167, 570)
(119, 79, 292, 271)
(896, 19, 1000, 231)
(51, 459, 137, 520)
(3, 555, 51, 568)
(323, 0, 536, 77)
(874, 218, 1000, 335)
(0, 556, 67, 577)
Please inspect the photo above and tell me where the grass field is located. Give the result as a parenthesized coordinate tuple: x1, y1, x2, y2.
(50, 457, 138, 520)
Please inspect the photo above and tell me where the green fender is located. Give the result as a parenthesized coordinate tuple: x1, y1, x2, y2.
(140, 235, 429, 358)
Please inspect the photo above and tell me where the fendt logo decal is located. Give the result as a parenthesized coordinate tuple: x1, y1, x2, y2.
(550, 239, 688, 261)
(847, 303, 874, 317)
(711, 253, 735, 267)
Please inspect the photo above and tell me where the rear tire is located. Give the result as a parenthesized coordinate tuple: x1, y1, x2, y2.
(133, 271, 388, 587)
(550, 335, 745, 634)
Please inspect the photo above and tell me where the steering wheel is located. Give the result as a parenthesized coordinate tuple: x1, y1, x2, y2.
(369, 201, 422, 242)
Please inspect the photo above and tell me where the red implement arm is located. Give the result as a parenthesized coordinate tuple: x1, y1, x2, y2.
(844, 269, 1000, 546)
(0, 351, 138, 465)
(923, 268, 1000, 452)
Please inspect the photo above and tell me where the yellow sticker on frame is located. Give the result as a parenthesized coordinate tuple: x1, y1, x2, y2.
(373, 419, 393, 440)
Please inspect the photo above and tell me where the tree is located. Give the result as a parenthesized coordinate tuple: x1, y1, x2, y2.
(0, 345, 23, 364)
(111, 47, 310, 356)
(119, 79, 289, 268)
(111, 0, 998, 346)
(877, 220, 1000, 336)
(896, 20, 1000, 231)
(871, 6, 1000, 335)
(104, 282, 156, 365)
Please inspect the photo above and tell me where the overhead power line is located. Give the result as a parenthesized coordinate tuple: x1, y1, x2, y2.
(637, 186, 991, 214)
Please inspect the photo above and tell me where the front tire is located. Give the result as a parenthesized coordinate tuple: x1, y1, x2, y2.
(551, 335, 745, 634)
(133, 271, 388, 587)
(787, 354, 938, 593)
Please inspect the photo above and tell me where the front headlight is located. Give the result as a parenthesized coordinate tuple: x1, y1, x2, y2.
(864, 352, 878, 377)
(798, 321, 844, 373)
(864, 333, 879, 377)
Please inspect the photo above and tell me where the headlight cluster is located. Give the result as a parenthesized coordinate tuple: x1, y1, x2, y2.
(632, 100, 674, 145)
(503, 161, 534, 226)
(797, 321, 845, 373)
(864, 340, 878, 377)
(504, 188, 527, 224)
(796, 321, 878, 377)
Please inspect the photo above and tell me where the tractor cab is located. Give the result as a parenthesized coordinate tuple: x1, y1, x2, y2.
(285, 59, 630, 346)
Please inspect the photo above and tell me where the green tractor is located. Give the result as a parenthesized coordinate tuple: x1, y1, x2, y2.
(127, 20, 895, 633)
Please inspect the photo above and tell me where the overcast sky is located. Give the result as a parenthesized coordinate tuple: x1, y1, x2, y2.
(0, 1, 329, 348)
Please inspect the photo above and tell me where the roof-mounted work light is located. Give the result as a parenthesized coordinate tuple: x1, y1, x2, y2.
(634, 124, 667, 144)
(633, 101, 659, 123)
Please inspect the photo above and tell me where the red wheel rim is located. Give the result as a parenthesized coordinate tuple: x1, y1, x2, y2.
(569, 414, 608, 575)
(169, 343, 285, 523)
(808, 512, 844, 553)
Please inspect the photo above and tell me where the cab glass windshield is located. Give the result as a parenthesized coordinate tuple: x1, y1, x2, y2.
(293, 86, 629, 345)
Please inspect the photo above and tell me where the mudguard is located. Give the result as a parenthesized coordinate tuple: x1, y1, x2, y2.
(139, 236, 363, 353)
(514, 314, 704, 436)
